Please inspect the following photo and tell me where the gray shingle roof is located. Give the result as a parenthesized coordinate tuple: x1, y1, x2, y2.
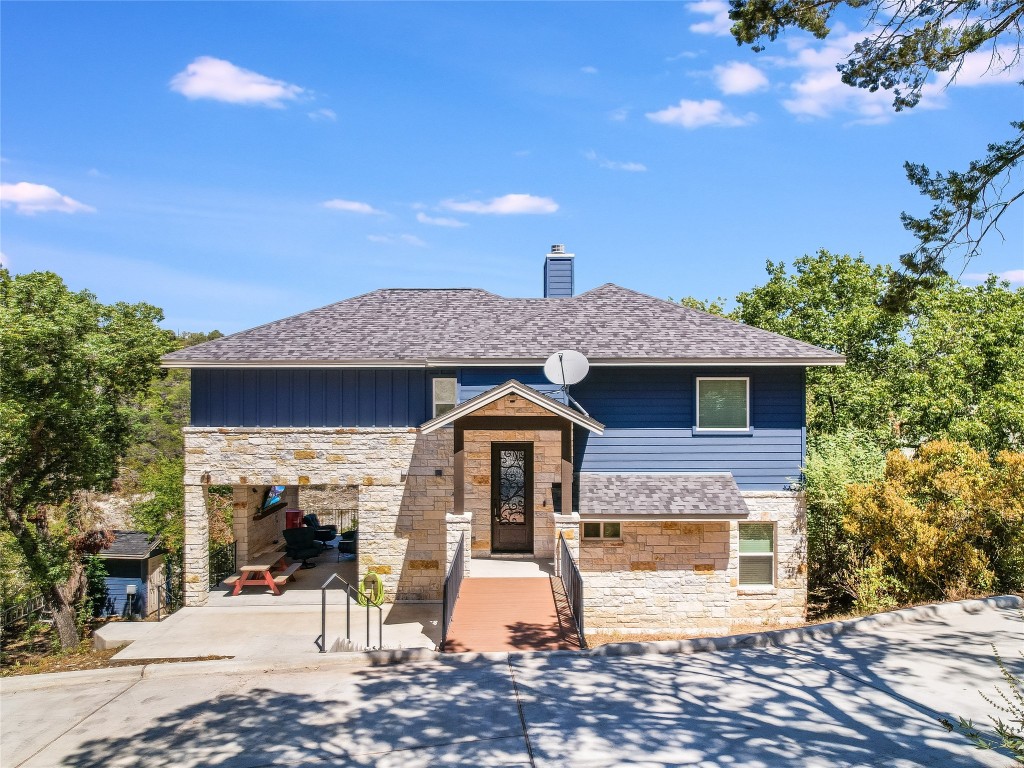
(162, 283, 844, 366)
(98, 531, 164, 560)
(578, 472, 750, 519)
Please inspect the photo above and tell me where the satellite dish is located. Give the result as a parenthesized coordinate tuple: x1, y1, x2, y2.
(544, 350, 590, 386)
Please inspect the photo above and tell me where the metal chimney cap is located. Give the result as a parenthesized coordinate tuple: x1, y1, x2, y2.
(550, 244, 565, 254)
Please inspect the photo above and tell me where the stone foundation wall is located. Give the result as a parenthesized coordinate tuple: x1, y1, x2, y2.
(580, 521, 733, 632)
(183, 427, 453, 604)
(729, 491, 807, 627)
(579, 491, 807, 634)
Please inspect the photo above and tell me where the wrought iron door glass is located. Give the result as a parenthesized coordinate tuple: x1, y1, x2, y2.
(495, 448, 526, 525)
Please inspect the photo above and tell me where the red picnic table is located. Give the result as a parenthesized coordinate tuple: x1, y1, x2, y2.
(225, 551, 301, 596)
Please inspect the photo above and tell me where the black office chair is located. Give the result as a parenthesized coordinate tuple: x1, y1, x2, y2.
(283, 527, 321, 568)
(304, 513, 337, 549)
(337, 530, 358, 562)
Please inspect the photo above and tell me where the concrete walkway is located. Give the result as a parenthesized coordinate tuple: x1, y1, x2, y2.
(2, 597, 1021, 767)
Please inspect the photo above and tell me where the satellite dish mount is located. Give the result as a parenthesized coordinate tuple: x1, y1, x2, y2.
(543, 350, 591, 416)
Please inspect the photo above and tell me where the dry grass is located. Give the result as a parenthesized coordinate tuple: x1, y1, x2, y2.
(1, 632, 231, 677)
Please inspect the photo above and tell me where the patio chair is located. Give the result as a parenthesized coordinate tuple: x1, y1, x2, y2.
(304, 513, 337, 549)
(283, 527, 321, 569)
(337, 530, 357, 562)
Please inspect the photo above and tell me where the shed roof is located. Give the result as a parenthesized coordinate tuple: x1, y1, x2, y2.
(97, 531, 164, 560)
(162, 283, 844, 367)
(577, 472, 750, 520)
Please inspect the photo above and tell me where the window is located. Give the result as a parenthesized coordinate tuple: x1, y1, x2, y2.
(696, 377, 749, 430)
(738, 522, 774, 586)
(582, 522, 621, 539)
(432, 377, 457, 418)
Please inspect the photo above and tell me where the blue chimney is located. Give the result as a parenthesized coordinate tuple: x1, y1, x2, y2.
(543, 244, 574, 298)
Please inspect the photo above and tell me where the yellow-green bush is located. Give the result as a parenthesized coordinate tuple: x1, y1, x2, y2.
(845, 441, 1024, 603)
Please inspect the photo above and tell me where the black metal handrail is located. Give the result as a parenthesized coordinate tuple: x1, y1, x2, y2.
(558, 532, 586, 647)
(314, 573, 383, 653)
(440, 532, 465, 651)
(209, 541, 237, 588)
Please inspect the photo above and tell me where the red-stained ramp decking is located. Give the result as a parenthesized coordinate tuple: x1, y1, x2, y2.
(443, 577, 582, 652)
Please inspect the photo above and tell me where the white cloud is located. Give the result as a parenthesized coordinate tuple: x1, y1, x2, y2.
(646, 99, 756, 128)
(170, 56, 304, 107)
(441, 193, 559, 215)
(0, 182, 96, 215)
(416, 212, 467, 228)
(688, 0, 732, 36)
(368, 233, 426, 247)
(308, 108, 337, 121)
(667, 51, 701, 62)
(0, 251, 7, 267)
(322, 198, 384, 215)
(963, 269, 1024, 285)
(584, 150, 647, 172)
(608, 107, 630, 122)
(581, 66, 599, 75)
(714, 61, 769, 94)
(87, 168, 108, 179)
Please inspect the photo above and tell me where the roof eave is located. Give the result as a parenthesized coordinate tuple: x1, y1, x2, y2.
(162, 355, 845, 369)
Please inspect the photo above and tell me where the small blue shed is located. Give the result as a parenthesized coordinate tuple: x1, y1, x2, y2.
(96, 531, 167, 619)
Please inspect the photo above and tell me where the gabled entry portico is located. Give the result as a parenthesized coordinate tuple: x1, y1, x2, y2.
(421, 380, 604, 560)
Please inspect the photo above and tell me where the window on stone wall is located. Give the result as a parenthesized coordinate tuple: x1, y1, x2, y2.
(696, 377, 749, 430)
(738, 522, 774, 586)
(433, 377, 457, 418)
(582, 522, 621, 539)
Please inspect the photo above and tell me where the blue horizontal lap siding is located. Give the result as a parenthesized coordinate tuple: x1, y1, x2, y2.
(100, 575, 146, 617)
(462, 367, 806, 490)
(191, 369, 441, 427)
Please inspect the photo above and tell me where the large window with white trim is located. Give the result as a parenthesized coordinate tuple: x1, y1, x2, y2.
(738, 522, 774, 586)
(432, 377, 457, 418)
(696, 377, 749, 430)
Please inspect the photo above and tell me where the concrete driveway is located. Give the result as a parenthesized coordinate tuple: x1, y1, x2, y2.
(2, 598, 1020, 767)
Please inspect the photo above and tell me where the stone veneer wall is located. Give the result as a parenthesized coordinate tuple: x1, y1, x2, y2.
(462, 394, 568, 558)
(579, 491, 806, 634)
(183, 427, 453, 606)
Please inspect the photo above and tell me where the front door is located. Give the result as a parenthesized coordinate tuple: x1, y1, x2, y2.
(491, 442, 534, 553)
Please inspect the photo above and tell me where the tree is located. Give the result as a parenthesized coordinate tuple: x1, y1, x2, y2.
(733, 250, 906, 439)
(730, 252, 1024, 453)
(728, 0, 1024, 309)
(0, 269, 173, 648)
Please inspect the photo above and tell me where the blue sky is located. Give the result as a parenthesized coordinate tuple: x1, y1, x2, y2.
(2, 2, 1021, 333)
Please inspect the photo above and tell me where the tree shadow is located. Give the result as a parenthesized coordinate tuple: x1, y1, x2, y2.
(55, 608, 1019, 767)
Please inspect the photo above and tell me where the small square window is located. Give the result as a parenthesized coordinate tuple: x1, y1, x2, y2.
(738, 522, 774, 586)
(582, 522, 621, 539)
(697, 377, 749, 430)
(432, 377, 457, 418)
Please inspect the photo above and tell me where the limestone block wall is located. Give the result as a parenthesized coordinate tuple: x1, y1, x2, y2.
(463, 394, 567, 557)
(578, 491, 807, 634)
(183, 427, 453, 604)
(730, 491, 807, 627)
(580, 521, 733, 633)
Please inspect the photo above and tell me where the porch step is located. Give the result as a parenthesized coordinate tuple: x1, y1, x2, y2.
(443, 577, 580, 653)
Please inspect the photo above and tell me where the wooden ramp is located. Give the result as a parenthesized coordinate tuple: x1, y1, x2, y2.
(443, 577, 581, 653)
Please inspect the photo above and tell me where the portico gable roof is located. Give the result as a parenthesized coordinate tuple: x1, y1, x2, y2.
(420, 379, 605, 435)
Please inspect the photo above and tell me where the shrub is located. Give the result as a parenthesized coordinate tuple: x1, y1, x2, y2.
(844, 441, 1024, 604)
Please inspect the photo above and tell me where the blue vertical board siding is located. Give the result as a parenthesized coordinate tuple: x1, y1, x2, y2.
(191, 368, 442, 427)
(458, 367, 568, 405)
(457, 366, 805, 490)
(190, 365, 806, 488)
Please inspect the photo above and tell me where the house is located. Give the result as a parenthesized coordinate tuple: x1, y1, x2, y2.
(162, 246, 844, 634)
(95, 531, 167, 619)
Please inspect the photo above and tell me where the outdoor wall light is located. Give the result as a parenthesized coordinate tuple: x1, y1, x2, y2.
(435, 469, 443, 477)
